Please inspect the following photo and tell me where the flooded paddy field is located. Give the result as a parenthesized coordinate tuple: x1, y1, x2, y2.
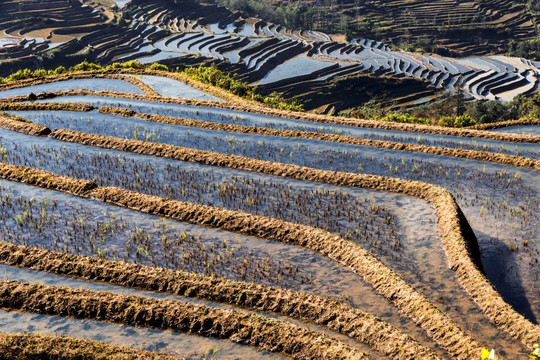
(0, 74, 538, 359)
(8, 110, 539, 319)
(31, 95, 539, 159)
(0, 79, 145, 99)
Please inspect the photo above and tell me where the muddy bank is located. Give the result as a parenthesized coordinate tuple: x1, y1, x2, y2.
(0, 113, 51, 136)
(470, 119, 540, 131)
(0, 242, 440, 360)
(0, 163, 96, 195)
(0, 280, 369, 360)
(0, 102, 94, 112)
(0, 333, 179, 360)
(99, 105, 540, 170)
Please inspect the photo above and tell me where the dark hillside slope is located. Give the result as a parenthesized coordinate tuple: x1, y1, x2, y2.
(219, 0, 539, 57)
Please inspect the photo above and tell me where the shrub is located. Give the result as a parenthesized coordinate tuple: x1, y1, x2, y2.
(352, 100, 387, 119)
(108, 61, 146, 70)
(437, 116, 454, 127)
(49, 66, 67, 75)
(454, 114, 476, 127)
(149, 63, 168, 71)
(378, 113, 430, 125)
(6, 69, 33, 82)
(70, 60, 103, 72)
(32, 69, 47, 78)
(182, 65, 303, 112)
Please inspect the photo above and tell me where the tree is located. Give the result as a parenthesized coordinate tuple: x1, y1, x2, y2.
(455, 86, 466, 116)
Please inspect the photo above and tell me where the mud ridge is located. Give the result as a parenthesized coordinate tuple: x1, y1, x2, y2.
(0, 102, 94, 112)
(0, 333, 180, 360)
(0, 113, 51, 136)
(469, 118, 540, 131)
(0, 280, 370, 360)
(0, 241, 441, 360)
(0, 162, 96, 195)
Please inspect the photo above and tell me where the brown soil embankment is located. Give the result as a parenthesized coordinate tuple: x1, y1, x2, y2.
(47, 129, 540, 353)
(0, 280, 369, 360)
(0, 242, 441, 360)
(99, 106, 540, 170)
(0, 333, 180, 360)
(0, 162, 96, 195)
(0, 102, 94, 112)
(0, 113, 51, 136)
(469, 118, 540, 131)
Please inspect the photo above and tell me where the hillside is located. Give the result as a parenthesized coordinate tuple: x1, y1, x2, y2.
(217, 0, 539, 57)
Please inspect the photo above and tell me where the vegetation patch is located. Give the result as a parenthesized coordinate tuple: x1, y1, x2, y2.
(181, 65, 304, 111)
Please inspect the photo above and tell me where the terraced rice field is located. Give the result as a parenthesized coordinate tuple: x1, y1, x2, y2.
(116, 0, 539, 106)
(0, 70, 538, 359)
